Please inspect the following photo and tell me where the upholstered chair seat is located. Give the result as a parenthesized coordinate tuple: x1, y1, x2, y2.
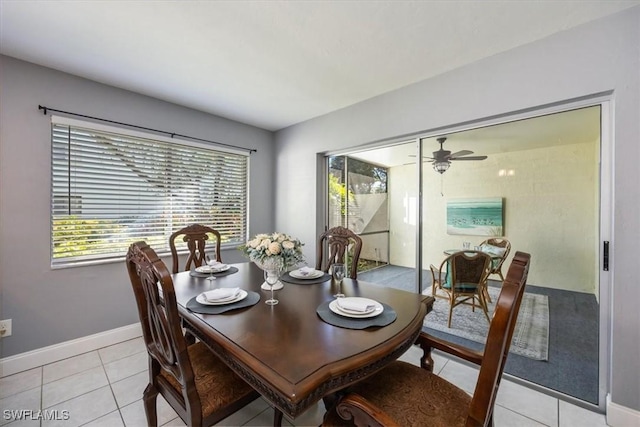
(159, 342, 257, 420)
(323, 361, 471, 426)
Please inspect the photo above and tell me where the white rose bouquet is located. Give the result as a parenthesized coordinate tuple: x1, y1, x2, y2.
(239, 232, 305, 269)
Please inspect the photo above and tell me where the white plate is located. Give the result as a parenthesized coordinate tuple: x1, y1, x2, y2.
(195, 264, 230, 273)
(329, 299, 383, 318)
(289, 269, 323, 279)
(196, 289, 247, 306)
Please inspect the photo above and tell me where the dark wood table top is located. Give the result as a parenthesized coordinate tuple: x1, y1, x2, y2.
(173, 262, 434, 419)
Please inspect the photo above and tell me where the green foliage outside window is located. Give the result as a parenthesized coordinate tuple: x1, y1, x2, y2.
(328, 173, 353, 216)
(52, 216, 168, 259)
(52, 216, 124, 258)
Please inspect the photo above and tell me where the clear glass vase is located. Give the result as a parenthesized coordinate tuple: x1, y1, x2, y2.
(255, 258, 285, 290)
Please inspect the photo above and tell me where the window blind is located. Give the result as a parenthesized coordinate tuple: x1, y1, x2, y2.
(51, 118, 249, 267)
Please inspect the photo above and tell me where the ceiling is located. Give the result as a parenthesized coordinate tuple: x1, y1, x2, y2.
(1, 1, 637, 131)
(348, 105, 601, 168)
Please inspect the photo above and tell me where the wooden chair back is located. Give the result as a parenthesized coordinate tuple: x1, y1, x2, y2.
(316, 226, 363, 279)
(126, 241, 203, 423)
(467, 251, 530, 425)
(169, 224, 221, 274)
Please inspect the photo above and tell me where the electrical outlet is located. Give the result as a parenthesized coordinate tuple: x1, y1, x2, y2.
(0, 319, 12, 337)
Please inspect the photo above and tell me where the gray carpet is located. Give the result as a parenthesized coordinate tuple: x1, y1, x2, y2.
(423, 286, 549, 360)
(358, 264, 600, 404)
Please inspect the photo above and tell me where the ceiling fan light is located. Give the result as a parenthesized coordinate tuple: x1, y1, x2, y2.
(433, 161, 450, 174)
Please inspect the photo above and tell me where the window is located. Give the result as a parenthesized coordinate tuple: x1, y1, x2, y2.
(51, 116, 249, 267)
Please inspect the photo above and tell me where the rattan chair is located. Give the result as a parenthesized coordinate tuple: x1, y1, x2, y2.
(431, 250, 493, 328)
(316, 226, 363, 279)
(169, 224, 222, 274)
(322, 252, 531, 427)
(429, 263, 447, 300)
(126, 241, 260, 426)
(479, 238, 511, 282)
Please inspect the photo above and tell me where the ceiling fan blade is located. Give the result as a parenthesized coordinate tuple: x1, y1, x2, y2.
(448, 150, 474, 158)
(450, 156, 488, 161)
(408, 155, 437, 161)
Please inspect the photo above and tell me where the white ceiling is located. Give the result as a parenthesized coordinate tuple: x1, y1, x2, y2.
(1, 1, 637, 131)
(348, 105, 602, 167)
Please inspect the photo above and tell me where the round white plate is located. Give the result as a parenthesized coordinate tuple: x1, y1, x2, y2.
(289, 269, 323, 279)
(195, 264, 230, 273)
(329, 299, 383, 318)
(196, 289, 247, 306)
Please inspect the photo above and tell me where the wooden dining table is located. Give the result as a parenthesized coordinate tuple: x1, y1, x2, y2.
(173, 262, 434, 421)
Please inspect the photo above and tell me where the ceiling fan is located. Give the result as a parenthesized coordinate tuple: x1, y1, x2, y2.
(427, 137, 488, 174)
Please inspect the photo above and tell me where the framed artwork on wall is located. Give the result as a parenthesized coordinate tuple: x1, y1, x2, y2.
(447, 197, 503, 236)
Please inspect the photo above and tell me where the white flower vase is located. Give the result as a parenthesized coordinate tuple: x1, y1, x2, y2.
(255, 258, 285, 291)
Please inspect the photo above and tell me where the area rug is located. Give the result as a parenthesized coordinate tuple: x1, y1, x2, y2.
(423, 286, 549, 361)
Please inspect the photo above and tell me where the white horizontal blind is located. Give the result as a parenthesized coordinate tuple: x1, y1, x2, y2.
(51, 120, 248, 266)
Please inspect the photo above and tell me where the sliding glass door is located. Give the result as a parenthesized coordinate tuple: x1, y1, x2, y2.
(328, 155, 390, 273)
(327, 141, 419, 288)
(324, 105, 604, 406)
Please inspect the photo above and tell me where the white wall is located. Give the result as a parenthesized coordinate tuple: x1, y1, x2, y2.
(388, 141, 598, 293)
(275, 8, 639, 412)
(0, 56, 275, 358)
(388, 164, 418, 268)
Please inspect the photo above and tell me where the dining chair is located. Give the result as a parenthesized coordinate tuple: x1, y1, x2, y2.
(316, 226, 363, 279)
(126, 241, 260, 426)
(431, 250, 493, 328)
(322, 252, 531, 427)
(429, 263, 447, 300)
(169, 223, 222, 274)
(479, 238, 511, 282)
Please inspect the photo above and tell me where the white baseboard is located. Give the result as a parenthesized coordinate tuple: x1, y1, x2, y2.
(606, 393, 640, 427)
(0, 323, 142, 377)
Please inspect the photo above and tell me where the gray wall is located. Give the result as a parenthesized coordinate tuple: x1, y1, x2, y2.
(274, 8, 640, 412)
(0, 56, 275, 357)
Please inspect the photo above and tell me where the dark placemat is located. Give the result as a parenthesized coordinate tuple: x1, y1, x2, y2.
(316, 301, 397, 329)
(189, 266, 239, 278)
(186, 291, 260, 314)
(281, 272, 331, 285)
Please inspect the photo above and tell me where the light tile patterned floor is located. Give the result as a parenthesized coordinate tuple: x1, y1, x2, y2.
(1, 338, 608, 426)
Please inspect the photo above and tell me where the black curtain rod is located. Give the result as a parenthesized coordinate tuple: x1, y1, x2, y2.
(38, 105, 257, 154)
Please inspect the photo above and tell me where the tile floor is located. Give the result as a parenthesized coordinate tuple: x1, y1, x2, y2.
(0, 338, 608, 427)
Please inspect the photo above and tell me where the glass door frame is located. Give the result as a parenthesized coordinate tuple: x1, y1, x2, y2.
(320, 95, 612, 412)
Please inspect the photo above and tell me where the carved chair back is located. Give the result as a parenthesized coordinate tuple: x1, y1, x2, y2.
(169, 224, 222, 274)
(316, 226, 363, 279)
